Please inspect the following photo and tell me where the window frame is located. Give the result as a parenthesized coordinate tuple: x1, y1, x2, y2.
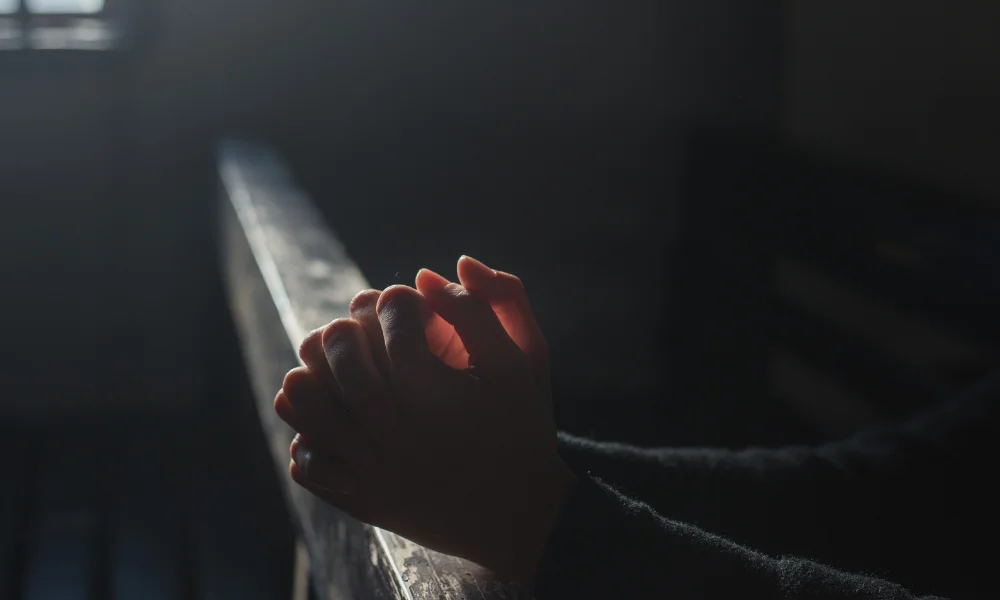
(0, 0, 139, 53)
(23, 0, 108, 17)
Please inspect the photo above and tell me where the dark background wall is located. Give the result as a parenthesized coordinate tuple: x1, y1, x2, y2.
(781, 0, 1000, 197)
(0, 0, 781, 423)
(1, 0, 994, 444)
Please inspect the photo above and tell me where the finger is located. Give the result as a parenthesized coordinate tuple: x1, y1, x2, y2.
(278, 368, 376, 470)
(456, 256, 551, 394)
(322, 318, 393, 435)
(290, 436, 376, 524)
(349, 290, 394, 380)
(299, 327, 339, 392)
(280, 367, 339, 426)
(275, 391, 374, 471)
(290, 434, 359, 496)
(375, 285, 447, 384)
(415, 269, 522, 373)
(414, 272, 470, 369)
(274, 389, 299, 425)
(427, 311, 470, 369)
(457, 255, 550, 366)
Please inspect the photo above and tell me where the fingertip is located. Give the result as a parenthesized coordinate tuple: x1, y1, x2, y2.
(415, 268, 451, 293)
(376, 284, 425, 316)
(375, 285, 440, 371)
(282, 366, 318, 396)
(457, 256, 503, 295)
(321, 317, 365, 348)
(349, 289, 381, 318)
(298, 327, 325, 364)
(289, 457, 307, 485)
(274, 390, 294, 420)
(458, 255, 496, 278)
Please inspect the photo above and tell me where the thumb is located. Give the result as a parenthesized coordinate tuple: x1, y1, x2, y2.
(456, 256, 551, 400)
(456, 256, 550, 368)
(415, 269, 523, 374)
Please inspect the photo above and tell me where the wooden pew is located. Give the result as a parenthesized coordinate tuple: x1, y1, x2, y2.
(0, 412, 295, 600)
(674, 130, 999, 441)
(218, 139, 524, 600)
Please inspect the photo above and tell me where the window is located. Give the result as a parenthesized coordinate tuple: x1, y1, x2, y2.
(26, 0, 105, 13)
(3, 0, 105, 13)
(0, 0, 118, 51)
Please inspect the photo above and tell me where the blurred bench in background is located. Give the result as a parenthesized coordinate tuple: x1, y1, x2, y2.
(0, 410, 296, 600)
(672, 130, 999, 443)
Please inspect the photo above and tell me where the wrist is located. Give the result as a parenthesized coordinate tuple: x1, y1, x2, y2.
(487, 458, 578, 586)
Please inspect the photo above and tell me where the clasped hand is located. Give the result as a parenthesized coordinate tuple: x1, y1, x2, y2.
(274, 256, 576, 584)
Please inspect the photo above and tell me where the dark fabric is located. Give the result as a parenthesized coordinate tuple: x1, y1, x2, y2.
(535, 370, 999, 599)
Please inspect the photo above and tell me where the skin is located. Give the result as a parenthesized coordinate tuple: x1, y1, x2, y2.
(274, 256, 576, 585)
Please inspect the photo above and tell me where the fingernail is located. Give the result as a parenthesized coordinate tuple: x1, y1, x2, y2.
(460, 255, 496, 277)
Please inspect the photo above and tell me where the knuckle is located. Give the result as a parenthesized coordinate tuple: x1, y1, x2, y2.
(349, 289, 381, 316)
(323, 318, 363, 351)
(377, 286, 426, 330)
(282, 366, 315, 396)
(298, 328, 324, 362)
(273, 390, 291, 415)
(376, 285, 415, 311)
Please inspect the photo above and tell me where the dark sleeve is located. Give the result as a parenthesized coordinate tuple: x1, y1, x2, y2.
(555, 371, 998, 592)
(534, 476, 948, 599)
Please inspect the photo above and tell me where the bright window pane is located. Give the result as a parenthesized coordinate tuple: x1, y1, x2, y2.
(25, 0, 104, 13)
(0, 0, 18, 15)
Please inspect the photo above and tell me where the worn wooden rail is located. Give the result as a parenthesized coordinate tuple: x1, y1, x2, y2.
(218, 139, 523, 600)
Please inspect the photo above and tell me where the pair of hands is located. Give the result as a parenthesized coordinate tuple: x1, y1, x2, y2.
(274, 256, 576, 584)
